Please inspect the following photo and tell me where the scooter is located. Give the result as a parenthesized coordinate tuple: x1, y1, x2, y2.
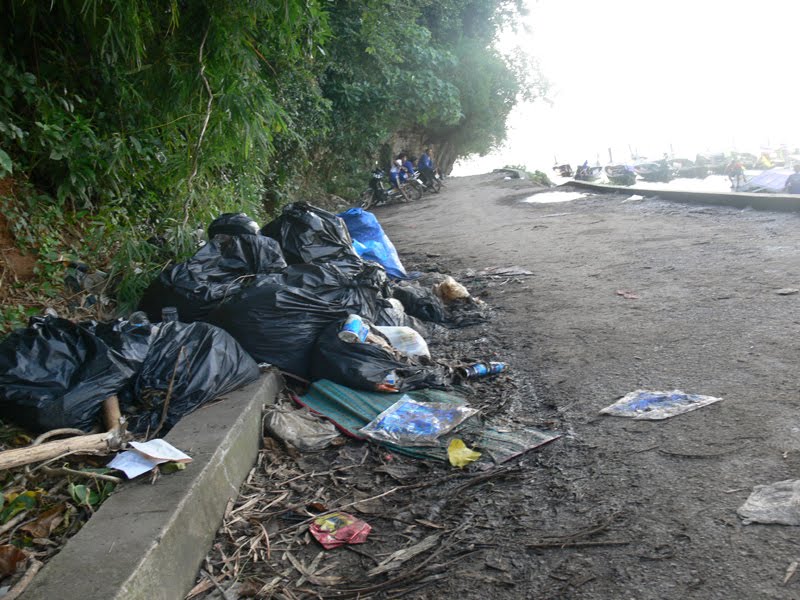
(359, 169, 421, 209)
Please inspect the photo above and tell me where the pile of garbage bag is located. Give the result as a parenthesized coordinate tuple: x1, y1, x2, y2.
(0, 204, 493, 434)
(0, 315, 258, 434)
(261, 202, 362, 273)
(138, 231, 286, 323)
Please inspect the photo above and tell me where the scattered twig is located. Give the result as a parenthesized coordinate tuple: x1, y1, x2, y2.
(201, 569, 237, 600)
(784, 561, 799, 585)
(3, 558, 43, 600)
(150, 345, 186, 440)
(0, 511, 29, 536)
(41, 464, 123, 484)
(527, 539, 631, 549)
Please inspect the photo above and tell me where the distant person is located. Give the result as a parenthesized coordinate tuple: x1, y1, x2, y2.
(726, 158, 745, 190)
(400, 153, 416, 180)
(389, 159, 405, 188)
(417, 147, 436, 186)
(784, 164, 800, 194)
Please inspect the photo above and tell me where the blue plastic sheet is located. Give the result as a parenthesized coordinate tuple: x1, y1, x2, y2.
(600, 389, 722, 420)
(338, 208, 407, 279)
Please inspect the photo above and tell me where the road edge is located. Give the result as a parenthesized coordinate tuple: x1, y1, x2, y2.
(22, 370, 281, 600)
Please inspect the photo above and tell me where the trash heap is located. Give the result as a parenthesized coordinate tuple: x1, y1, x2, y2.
(0, 203, 500, 445)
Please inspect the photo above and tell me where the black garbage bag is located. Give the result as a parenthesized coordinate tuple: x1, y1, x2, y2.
(390, 283, 446, 323)
(0, 317, 135, 432)
(207, 212, 260, 238)
(209, 274, 352, 379)
(261, 202, 363, 272)
(127, 321, 259, 434)
(138, 233, 286, 322)
(310, 320, 449, 392)
(284, 262, 387, 322)
(91, 313, 155, 371)
(373, 298, 429, 337)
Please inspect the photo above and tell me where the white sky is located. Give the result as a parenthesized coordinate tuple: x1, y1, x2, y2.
(454, 0, 800, 174)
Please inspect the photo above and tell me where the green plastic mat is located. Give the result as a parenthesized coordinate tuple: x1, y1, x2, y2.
(296, 380, 561, 463)
(296, 379, 474, 461)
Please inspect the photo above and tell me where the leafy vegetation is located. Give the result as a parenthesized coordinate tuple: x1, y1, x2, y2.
(504, 164, 554, 186)
(0, 0, 542, 326)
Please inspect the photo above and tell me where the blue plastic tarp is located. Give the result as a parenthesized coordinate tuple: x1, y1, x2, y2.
(740, 168, 794, 193)
(338, 208, 407, 279)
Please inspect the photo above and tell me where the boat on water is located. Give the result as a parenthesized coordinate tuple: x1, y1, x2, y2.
(634, 161, 673, 183)
(670, 158, 709, 179)
(604, 164, 636, 186)
(552, 163, 574, 177)
(574, 165, 604, 182)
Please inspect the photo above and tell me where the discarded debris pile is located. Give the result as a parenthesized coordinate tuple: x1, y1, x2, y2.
(0, 202, 545, 595)
(184, 244, 563, 599)
(188, 386, 559, 600)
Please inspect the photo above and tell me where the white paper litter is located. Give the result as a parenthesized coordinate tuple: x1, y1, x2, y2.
(108, 439, 192, 479)
(738, 479, 800, 525)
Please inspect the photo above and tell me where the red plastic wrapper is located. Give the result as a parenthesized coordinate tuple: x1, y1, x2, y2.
(309, 512, 372, 549)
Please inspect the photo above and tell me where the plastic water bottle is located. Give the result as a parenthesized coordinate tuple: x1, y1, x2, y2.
(458, 361, 507, 379)
(161, 307, 179, 323)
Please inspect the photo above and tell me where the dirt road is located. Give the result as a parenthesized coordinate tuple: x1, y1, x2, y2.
(372, 173, 800, 599)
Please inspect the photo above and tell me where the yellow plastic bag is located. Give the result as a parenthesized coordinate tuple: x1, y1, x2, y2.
(448, 438, 481, 468)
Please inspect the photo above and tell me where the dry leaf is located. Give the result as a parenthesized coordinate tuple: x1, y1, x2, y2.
(21, 505, 65, 539)
(238, 579, 262, 597)
(0, 544, 27, 577)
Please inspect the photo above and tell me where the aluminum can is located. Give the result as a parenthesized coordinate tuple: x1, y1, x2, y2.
(458, 361, 507, 379)
(338, 314, 369, 343)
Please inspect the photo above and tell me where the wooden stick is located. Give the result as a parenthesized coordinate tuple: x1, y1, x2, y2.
(102, 395, 122, 430)
(0, 430, 124, 471)
(3, 558, 43, 600)
(0, 396, 127, 471)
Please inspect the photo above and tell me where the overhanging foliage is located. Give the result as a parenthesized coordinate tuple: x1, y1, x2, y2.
(0, 0, 541, 327)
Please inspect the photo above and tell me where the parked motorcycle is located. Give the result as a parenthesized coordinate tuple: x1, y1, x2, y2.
(359, 169, 421, 209)
(413, 169, 442, 193)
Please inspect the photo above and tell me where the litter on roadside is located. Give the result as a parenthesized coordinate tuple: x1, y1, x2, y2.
(433, 276, 470, 302)
(447, 438, 481, 468)
(309, 512, 372, 549)
(108, 439, 191, 479)
(457, 361, 506, 379)
(374, 326, 430, 358)
(737, 479, 800, 525)
(296, 380, 480, 461)
(264, 403, 340, 451)
(476, 266, 534, 277)
(359, 396, 478, 446)
(338, 208, 407, 279)
(479, 425, 562, 463)
(775, 288, 799, 295)
(600, 389, 722, 420)
(615, 289, 639, 300)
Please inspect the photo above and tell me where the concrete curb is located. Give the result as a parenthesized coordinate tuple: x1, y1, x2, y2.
(22, 370, 281, 600)
(567, 180, 800, 212)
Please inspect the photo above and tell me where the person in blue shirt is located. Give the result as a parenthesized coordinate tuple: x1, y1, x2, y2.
(785, 164, 800, 194)
(389, 159, 405, 188)
(401, 153, 416, 180)
(417, 147, 436, 187)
